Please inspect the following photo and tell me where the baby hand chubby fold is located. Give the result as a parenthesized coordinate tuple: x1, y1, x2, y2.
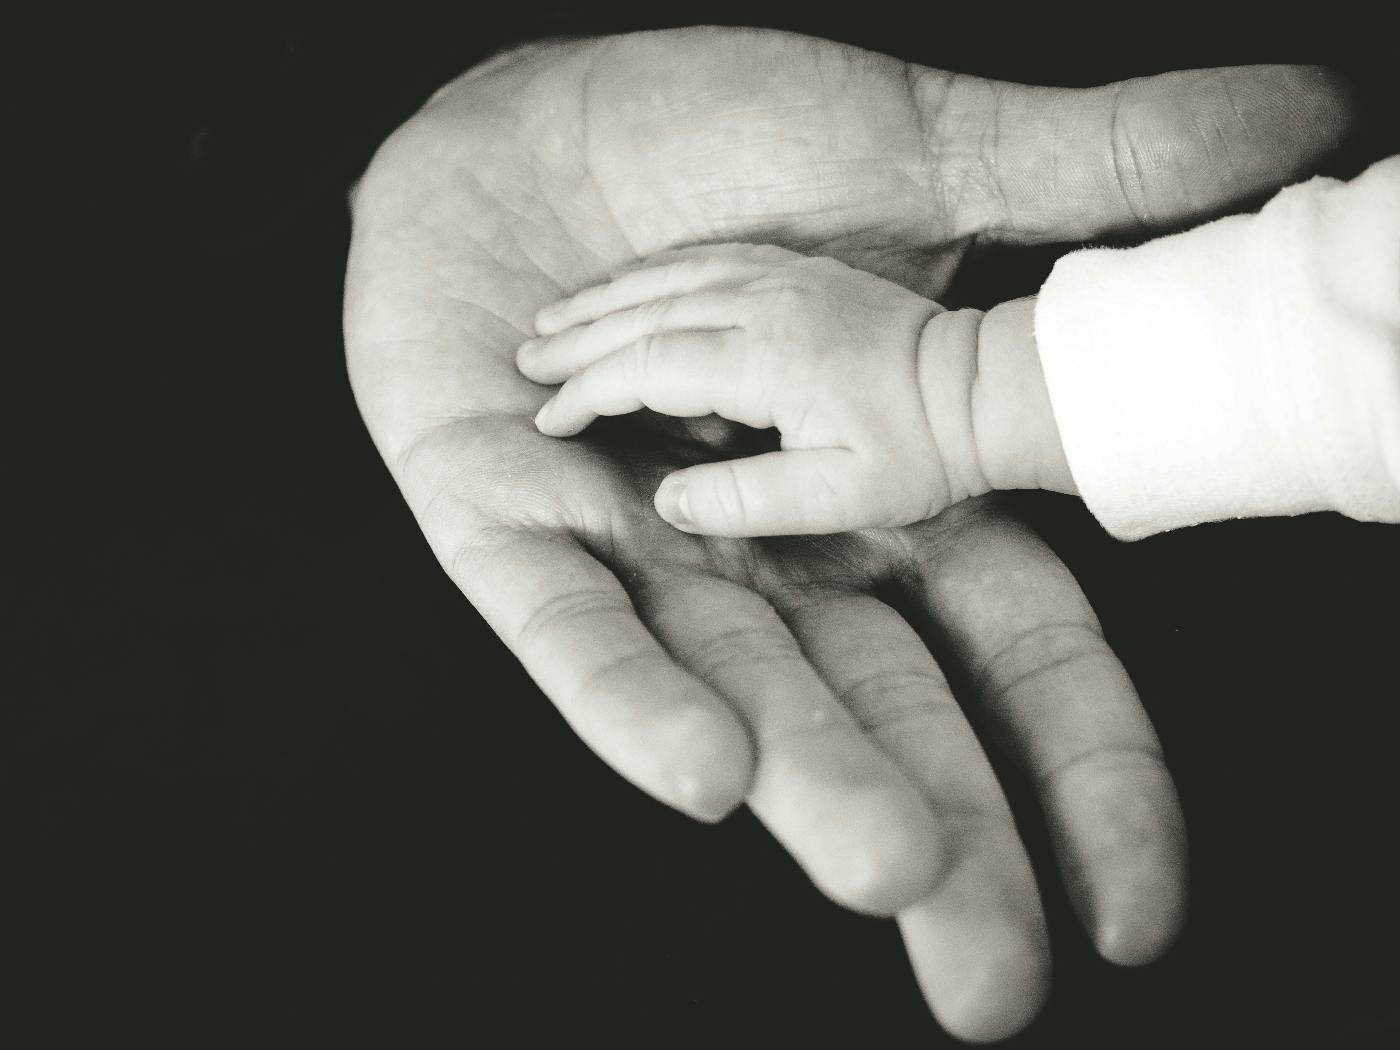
(518, 243, 1073, 537)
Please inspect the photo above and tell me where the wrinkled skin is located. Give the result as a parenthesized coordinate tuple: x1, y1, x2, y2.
(344, 27, 1348, 1041)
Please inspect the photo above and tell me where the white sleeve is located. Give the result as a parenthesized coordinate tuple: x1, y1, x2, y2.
(1034, 156, 1400, 541)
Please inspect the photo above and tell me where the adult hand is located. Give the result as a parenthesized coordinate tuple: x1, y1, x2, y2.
(344, 27, 1348, 1041)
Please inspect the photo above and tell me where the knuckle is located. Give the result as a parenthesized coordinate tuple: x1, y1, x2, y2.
(676, 622, 802, 683)
(633, 297, 671, 331)
(1108, 83, 1153, 228)
(565, 646, 658, 710)
(627, 334, 658, 383)
(511, 584, 628, 653)
(974, 621, 1112, 707)
(843, 671, 957, 734)
(708, 466, 751, 527)
(440, 519, 535, 586)
(1035, 743, 1168, 796)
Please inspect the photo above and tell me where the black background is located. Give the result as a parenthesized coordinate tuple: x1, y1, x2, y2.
(8, 5, 1399, 1046)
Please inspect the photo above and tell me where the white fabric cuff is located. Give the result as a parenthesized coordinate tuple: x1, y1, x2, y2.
(1034, 157, 1400, 541)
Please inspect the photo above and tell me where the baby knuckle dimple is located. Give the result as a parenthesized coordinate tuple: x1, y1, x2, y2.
(627, 334, 659, 383)
(753, 284, 808, 339)
(770, 279, 808, 309)
(632, 297, 672, 332)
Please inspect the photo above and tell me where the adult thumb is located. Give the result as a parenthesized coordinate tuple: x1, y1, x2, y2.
(916, 64, 1353, 243)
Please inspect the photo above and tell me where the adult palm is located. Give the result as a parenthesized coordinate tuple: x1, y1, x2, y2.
(344, 27, 1346, 1041)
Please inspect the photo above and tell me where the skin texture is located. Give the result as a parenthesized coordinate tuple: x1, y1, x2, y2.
(343, 27, 1349, 1041)
(521, 244, 1076, 536)
(524, 243, 952, 535)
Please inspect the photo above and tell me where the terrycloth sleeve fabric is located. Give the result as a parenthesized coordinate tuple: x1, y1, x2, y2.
(1034, 155, 1400, 541)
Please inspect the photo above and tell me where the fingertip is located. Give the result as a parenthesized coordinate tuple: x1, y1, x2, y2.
(656, 466, 764, 539)
(660, 706, 755, 823)
(672, 762, 748, 824)
(900, 899, 1052, 1043)
(757, 736, 952, 917)
(934, 950, 1052, 1044)
(1091, 835, 1189, 968)
(516, 337, 548, 381)
(518, 338, 574, 386)
(533, 398, 570, 437)
(1095, 909, 1184, 968)
(1092, 867, 1189, 966)
(654, 476, 695, 531)
(583, 667, 754, 824)
(1047, 756, 1191, 968)
(1250, 63, 1356, 156)
(532, 302, 568, 337)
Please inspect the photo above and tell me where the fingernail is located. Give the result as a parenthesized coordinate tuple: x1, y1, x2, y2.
(518, 337, 540, 358)
(535, 303, 570, 335)
(533, 399, 556, 431)
(657, 478, 691, 526)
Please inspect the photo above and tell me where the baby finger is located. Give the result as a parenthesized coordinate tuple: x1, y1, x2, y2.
(532, 330, 767, 436)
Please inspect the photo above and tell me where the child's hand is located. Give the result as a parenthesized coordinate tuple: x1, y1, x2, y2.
(518, 244, 1069, 536)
